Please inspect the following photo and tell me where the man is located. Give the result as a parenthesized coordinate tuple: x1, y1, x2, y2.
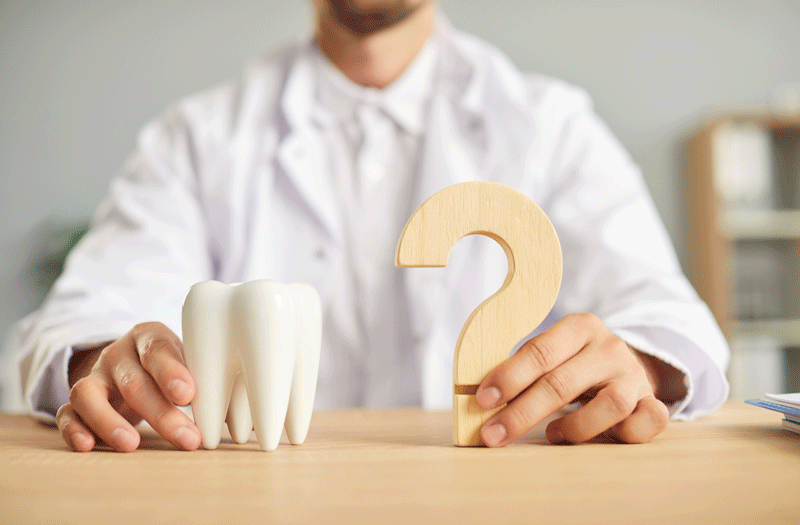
(14, 0, 729, 452)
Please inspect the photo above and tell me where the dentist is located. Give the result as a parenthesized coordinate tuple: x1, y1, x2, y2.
(14, 0, 729, 452)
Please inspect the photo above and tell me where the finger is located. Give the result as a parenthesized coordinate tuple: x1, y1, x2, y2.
(608, 396, 669, 444)
(476, 313, 602, 409)
(114, 399, 144, 427)
(545, 382, 640, 444)
(56, 403, 96, 452)
(109, 351, 201, 451)
(132, 323, 195, 406)
(69, 376, 141, 452)
(481, 341, 616, 447)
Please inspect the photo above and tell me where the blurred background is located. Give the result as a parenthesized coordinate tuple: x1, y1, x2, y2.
(2, 0, 800, 412)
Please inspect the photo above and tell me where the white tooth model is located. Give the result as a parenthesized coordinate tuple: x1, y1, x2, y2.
(182, 280, 322, 451)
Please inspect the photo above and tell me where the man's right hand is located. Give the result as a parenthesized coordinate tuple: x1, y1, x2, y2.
(55, 322, 202, 452)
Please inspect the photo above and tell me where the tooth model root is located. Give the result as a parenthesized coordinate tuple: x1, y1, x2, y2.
(226, 375, 252, 444)
(182, 280, 322, 452)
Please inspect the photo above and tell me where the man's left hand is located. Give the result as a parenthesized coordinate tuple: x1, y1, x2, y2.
(476, 313, 674, 446)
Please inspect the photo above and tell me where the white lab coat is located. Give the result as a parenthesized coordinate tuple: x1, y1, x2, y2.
(15, 18, 729, 421)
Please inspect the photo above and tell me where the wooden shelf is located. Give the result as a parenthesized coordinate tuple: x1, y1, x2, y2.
(715, 112, 800, 129)
(730, 318, 800, 347)
(688, 113, 800, 396)
(720, 210, 800, 239)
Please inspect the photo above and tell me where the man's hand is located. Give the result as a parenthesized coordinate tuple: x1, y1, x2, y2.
(476, 313, 679, 447)
(55, 322, 201, 453)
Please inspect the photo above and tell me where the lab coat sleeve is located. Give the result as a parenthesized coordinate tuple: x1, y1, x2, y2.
(537, 86, 729, 419)
(14, 106, 214, 422)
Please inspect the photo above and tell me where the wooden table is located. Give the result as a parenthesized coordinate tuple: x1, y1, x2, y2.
(1, 402, 798, 524)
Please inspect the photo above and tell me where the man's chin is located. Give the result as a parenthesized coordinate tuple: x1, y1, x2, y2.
(326, 0, 427, 36)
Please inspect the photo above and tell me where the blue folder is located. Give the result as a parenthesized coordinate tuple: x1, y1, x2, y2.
(745, 398, 800, 418)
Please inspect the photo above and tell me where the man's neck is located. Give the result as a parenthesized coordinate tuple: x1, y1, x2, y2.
(314, 2, 435, 89)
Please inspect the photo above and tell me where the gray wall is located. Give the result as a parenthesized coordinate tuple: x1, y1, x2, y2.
(2, 0, 800, 411)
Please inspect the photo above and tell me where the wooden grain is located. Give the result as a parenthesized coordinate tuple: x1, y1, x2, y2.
(453, 393, 502, 446)
(395, 181, 562, 445)
(1, 403, 799, 525)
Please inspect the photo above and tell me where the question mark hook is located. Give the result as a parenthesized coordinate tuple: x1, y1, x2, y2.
(396, 181, 562, 446)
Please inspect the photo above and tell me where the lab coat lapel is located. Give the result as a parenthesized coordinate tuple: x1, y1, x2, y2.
(406, 25, 492, 397)
(275, 46, 342, 243)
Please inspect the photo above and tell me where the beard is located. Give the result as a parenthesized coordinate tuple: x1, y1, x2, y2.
(325, 0, 428, 36)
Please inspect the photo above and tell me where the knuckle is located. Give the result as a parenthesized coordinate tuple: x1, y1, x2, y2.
(504, 404, 537, 435)
(56, 403, 69, 418)
(647, 400, 670, 431)
(602, 385, 636, 417)
(493, 364, 524, 394)
(62, 420, 80, 438)
(611, 337, 633, 358)
(69, 377, 96, 404)
(133, 321, 165, 333)
(138, 337, 175, 370)
(100, 340, 128, 365)
(570, 312, 602, 333)
(99, 343, 119, 362)
(524, 338, 557, 373)
(55, 404, 71, 427)
(153, 406, 172, 428)
(115, 365, 147, 399)
(138, 338, 158, 365)
(133, 322, 177, 344)
(602, 336, 630, 361)
(539, 370, 574, 406)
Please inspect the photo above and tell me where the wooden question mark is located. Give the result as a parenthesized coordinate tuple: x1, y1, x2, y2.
(396, 181, 562, 446)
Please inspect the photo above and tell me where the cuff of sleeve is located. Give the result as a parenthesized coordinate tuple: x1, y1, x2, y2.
(609, 326, 729, 420)
(27, 345, 75, 425)
(26, 334, 119, 424)
(610, 328, 691, 418)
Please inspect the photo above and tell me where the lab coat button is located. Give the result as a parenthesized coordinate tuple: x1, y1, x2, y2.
(314, 248, 326, 260)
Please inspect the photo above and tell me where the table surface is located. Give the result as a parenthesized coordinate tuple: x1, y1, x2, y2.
(1, 402, 798, 525)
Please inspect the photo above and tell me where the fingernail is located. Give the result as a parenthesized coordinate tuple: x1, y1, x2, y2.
(174, 426, 201, 450)
(169, 379, 190, 402)
(71, 432, 93, 451)
(482, 423, 507, 447)
(111, 427, 137, 450)
(476, 386, 501, 408)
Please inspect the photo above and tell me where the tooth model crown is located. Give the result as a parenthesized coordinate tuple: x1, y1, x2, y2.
(182, 280, 322, 451)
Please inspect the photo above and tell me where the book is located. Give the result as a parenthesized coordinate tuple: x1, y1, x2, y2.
(745, 397, 800, 418)
(746, 393, 800, 436)
(782, 418, 800, 434)
(764, 392, 800, 406)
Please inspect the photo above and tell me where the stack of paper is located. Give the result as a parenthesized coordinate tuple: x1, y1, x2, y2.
(746, 393, 800, 434)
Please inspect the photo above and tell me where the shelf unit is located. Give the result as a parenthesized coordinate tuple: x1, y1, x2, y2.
(687, 114, 800, 397)
(720, 209, 800, 239)
(729, 319, 800, 347)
